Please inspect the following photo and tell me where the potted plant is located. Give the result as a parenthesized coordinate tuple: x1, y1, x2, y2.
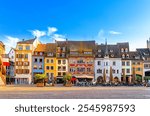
(63, 73, 72, 87)
(35, 74, 48, 87)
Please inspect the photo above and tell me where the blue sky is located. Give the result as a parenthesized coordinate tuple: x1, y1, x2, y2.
(0, 0, 150, 53)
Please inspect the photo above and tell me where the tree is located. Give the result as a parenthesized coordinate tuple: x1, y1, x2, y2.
(123, 69, 126, 83)
(35, 74, 48, 87)
(109, 66, 113, 83)
(132, 68, 136, 83)
(63, 73, 72, 87)
(103, 68, 106, 83)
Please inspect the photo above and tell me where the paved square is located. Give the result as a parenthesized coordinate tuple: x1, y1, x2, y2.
(0, 86, 150, 99)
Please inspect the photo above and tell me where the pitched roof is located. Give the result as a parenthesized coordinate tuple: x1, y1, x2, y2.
(67, 41, 95, 51)
(45, 43, 56, 53)
(129, 51, 142, 60)
(17, 38, 36, 44)
(96, 44, 121, 58)
(34, 44, 46, 52)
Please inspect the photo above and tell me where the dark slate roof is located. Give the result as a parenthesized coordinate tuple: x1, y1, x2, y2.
(136, 48, 150, 57)
(129, 51, 143, 60)
(96, 44, 121, 58)
(0, 41, 5, 48)
(117, 42, 129, 50)
(67, 41, 95, 51)
(17, 38, 36, 44)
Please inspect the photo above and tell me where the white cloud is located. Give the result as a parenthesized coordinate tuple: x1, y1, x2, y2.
(109, 31, 122, 35)
(4, 36, 20, 53)
(31, 30, 46, 38)
(51, 34, 66, 42)
(47, 27, 58, 36)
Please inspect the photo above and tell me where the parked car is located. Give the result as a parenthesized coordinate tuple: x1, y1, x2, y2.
(146, 80, 150, 87)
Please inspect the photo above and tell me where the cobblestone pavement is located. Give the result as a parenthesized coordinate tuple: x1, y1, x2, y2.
(0, 85, 150, 99)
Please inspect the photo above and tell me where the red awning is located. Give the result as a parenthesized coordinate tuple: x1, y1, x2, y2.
(3, 62, 10, 66)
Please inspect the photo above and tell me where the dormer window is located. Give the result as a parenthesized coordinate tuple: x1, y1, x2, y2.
(48, 53, 54, 56)
(111, 54, 114, 57)
(98, 54, 101, 57)
(125, 48, 128, 52)
(98, 50, 101, 52)
(122, 54, 125, 58)
(126, 54, 129, 58)
(110, 50, 113, 53)
(121, 48, 124, 52)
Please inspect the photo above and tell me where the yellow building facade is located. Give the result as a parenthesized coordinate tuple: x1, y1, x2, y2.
(45, 43, 57, 82)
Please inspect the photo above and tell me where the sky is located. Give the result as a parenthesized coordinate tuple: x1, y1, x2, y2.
(0, 0, 150, 53)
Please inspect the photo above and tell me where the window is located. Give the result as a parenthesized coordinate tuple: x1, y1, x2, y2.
(87, 68, 91, 72)
(39, 65, 42, 69)
(16, 61, 23, 66)
(58, 66, 61, 71)
(110, 50, 113, 53)
(111, 54, 114, 57)
(46, 73, 49, 77)
(48, 52, 53, 56)
(34, 65, 37, 69)
(98, 50, 101, 52)
(113, 69, 115, 74)
(106, 62, 108, 66)
(132, 62, 136, 65)
(121, 48, 124, 52)
(58, 72, 61, 76)
(25, 54, 28, 59)
(126, 61, 130, 66)
(106, 70, 108, 74)
(18, 46, 23, 50)
(126, 54, 129, 58)
(51, 59, 54, 63)
(47, 59, 49, 63)
(63, 60, 66, 64)
(58, 60, 61, 64)
(84, 52, 92, 54)
(125, 48, 128, 52)
(113, 61, 116, 66)
(117, 70, 119, 74)
(39, 59, 43, 63)
(62, 53, 65, 57)
(63, 72, 66, 76)
(126, 69, 130, 73)
(40, 52, 43, 55)
(122, 54, 125, 58)
(34, 58, 37, 62)
(23, 69, 29, 74)
(17, 54, 23, 58)
(137, 62, 140, 65)
(46, 66, 49, 70)
(24, 62, 29, 66)
(97, 61, 101, 65)
(26, 46, 30, 50)
(63, 66, 66, 71)
(137, 68, 141, 71)
(122, 61, 125, 66)
(51, 66, 54, 70)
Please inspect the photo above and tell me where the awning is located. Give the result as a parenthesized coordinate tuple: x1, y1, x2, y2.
(3, 62, 10, 66)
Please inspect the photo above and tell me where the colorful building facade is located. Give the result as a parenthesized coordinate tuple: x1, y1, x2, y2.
(45, 43, 57, 83)
(15, 38, 40, 84)
(68, 41, 95, 81)
(32, 44, 46, 82)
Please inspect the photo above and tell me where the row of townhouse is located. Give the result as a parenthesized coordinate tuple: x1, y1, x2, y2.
(3, 38, 150, 85)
